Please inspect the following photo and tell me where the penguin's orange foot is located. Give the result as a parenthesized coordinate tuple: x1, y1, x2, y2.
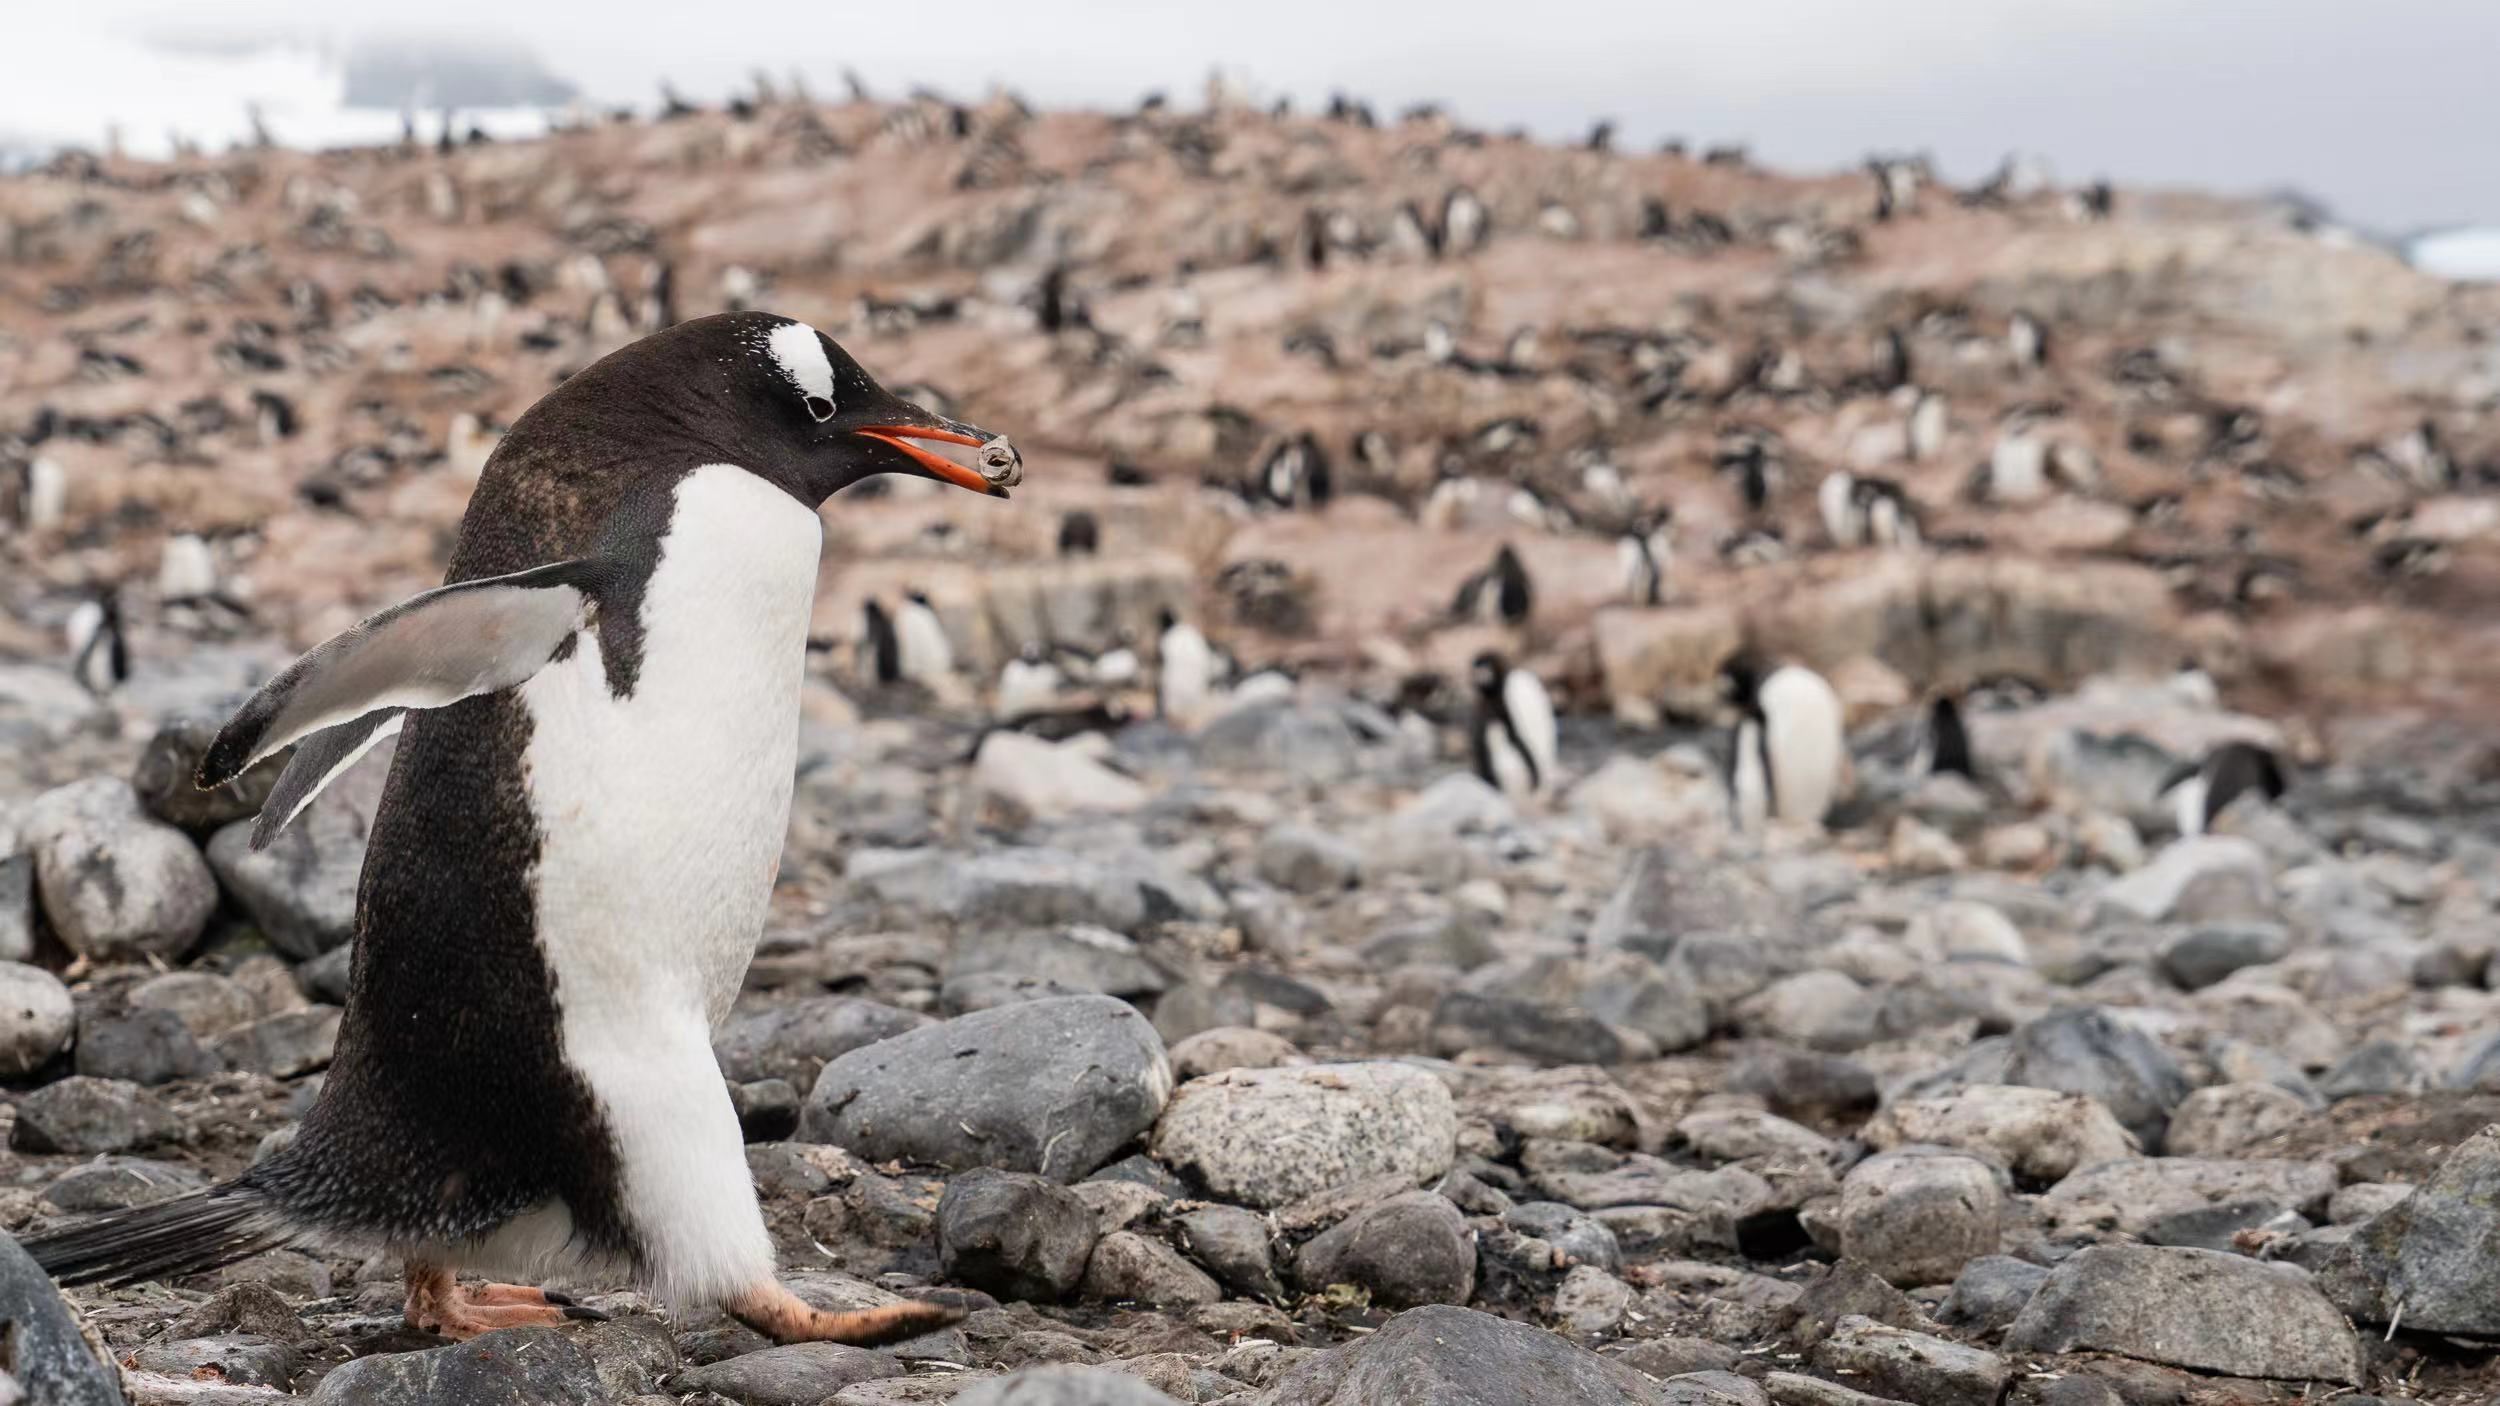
(725, 1282, 970, 1346)
(404, 1263, 608, 1341)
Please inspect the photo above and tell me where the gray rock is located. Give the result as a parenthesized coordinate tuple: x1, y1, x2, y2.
(2040, 1157, 2337, 1238)
(951, 1365, 1184, 1405)
(1864, 1085, 2134, 1186)
(307, 1326, 605, 1404)
(1613, 1338, 1740, 1379)
(0, 855, 34, 963)
(12, 1075, 178, 1154)
(22, 777, 217, 961)
(1358, 915, 1498, 970)
(2318, 1040, 2428, 1100)
(1812, 1316, 2007, 1406)
(1259, 1302, 1683, 1404)
(854, 847, 1148, 931)
(1553, 1263, 1632, 1334)
(1726, 1046, 1878, 1116)
(1838, 1150, 2002, 1288)
(2160, 922, 2291, 990)
(126, 970, 259, 1038)
(2326, 1181, 2414, 1225)
(1255, 823, 1364, 894)
(1906, 1007, 2190, 1150)
(1736, 972, 1878, 1053)
(1429, 992, 1625, 1065)
(209, 1006, 341, 1078)
(1177, 1203, 1285, 1300)
(1777, 1259, 1932, 1349)
(1575, 953, 1712, 1053)
(128, 1333, 299, 1387)
(938, 1169, 1098, 1302)
(1291, 1190, 1475, 1307)
(130, 711, 284, 831)
(674, 1343, 904, 1405)
(1937, 1255, 2049, 1335)
(1759, 1371, 1906, 1406)
(1503, 1202, 1623, 1273)
(43, 1156, 207, 1212)
(1194, 702, 1360, 785)
(2009, 1245, 2362, 1384)
(1168, 1027, 1302, 1082)
(2162, 1081, 2309, 1157)
(945, 925, 1170, 1000)
(1590, 848, 1800, 962)
(1081, 1230, 1222, 1307)
(2316, 1126, 2500, 1336)
(2139, 1197, 2304, 1252)
(715, 997, 930, 1088)
(1150, 1063, 1456, 1209)
(0, 1231, 124, 1405)
(0, 961, 74, 1077)
(2095, 837, 2273, 924)
(74, 1004, 220, 1084)
(799, 995, 1169, 1181)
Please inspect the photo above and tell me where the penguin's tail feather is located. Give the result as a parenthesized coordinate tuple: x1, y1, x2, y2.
(24, 1179, 297, 1287)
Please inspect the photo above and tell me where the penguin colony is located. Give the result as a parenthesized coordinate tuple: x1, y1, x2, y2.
(0, 75, 2463, 1359)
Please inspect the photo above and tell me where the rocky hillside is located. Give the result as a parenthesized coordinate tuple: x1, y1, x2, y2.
(2, 92, 2500, 1405)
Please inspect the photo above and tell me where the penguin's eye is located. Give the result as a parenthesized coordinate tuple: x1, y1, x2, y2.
(805, 395, 835, 423)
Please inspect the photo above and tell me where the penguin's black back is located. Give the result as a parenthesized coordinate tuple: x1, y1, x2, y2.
(2204, 741, 2287, 821)
(1927, 695, 1973, 777)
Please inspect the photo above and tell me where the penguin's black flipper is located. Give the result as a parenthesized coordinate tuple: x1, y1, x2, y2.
(25, 1180, 292, 1288)
(198, 558, 626, 792)
(248, 708, 408, 851)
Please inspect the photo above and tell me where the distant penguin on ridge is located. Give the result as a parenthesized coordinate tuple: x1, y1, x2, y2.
(1452, 544, 1532, 626)
(894, 589, 954, 686)
(2159, 740, 2287, 837)
(66, 591, 128, 697)
(1470, 652, 1557, 799)
(1724, 656, 1847, 831)
(995, 642, 1063, 717)
(1157, 608, 1213, 723)
(1617, 508, 1672, 605)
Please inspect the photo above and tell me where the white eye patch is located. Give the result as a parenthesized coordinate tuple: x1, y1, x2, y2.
(766, 320, 837, 419)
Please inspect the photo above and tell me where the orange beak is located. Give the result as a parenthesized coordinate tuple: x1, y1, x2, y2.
(855, 424, 1020, 498)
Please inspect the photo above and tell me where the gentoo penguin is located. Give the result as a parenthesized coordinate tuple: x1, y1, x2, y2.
(1722, 657, 1847, 830)
(14, 456, 66, 530)
(1821, 472, 1921, 549)
(1470, 652, 1557, 799)
(158, 533, 220, 603)
(1451, 544, 1533, 626)
(859, 598, 901, 686)
(1907, 391, 1948, 462)
(1157, 608, 1213, 723)
(26, 313, 1019, 1346)
(2159, 741, 2287, 837)
(1439, 186, 1489, 256)
(1617, 508, 1672, 605)
(66, 592, 128, 697)
(894, 589, 954, 686)
(1924, 695, 1973, 778)
(995, 642, 1063, 717)
(1057, 509, 1100, 556)
(2007, 311, 2049, 370)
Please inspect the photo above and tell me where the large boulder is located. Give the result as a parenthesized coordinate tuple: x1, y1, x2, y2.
(1838, 1150, 2003, 1288)
(0, 1231, 125, 1405)
(1290, 1190, 1476, 1307)
(21, 778, 217, 962)
(1863, 1085, 2136, 1185)
(307, 1326, 604, 1404)
(0, 961, 75, 1077)
(1150, 1063, 1456, 1209)
(2009, 1245, 2362, 1385)
(937, 1169, 1098, 1302)
(2317, 1126, 2500, 1337)
(1898, 1006, 2189, 1150)
(798, 995, 1170, 1181)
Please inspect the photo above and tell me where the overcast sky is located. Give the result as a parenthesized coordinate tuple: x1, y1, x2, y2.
(12, 0, 2499, 234)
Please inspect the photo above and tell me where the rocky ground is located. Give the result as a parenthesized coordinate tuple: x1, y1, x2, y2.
(5, 85, 2500, 1406)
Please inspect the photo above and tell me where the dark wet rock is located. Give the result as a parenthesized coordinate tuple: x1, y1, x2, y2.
(1937, 1255, 2049, 1335)
(74, 1003, 221, 1084)
(2160, 922, 2291, 990)
(1289, 1190, 1475, 1307)
(0, 1230, 125, 1405)
(1900, 1006, 2190, 1150)
(799, 995, 1169, 1181)
(12, 1074, 179, 1154)
(1259, 1302, 1683, 1404)
(1176, 1203, 1285, 1301)
(306, 1326, 605, 1404)
(1428, 992, 1625, 1065)
(714, 995, 930, 1089)
(730, 1077, 801, 1140)
(1150, 1062, 1455, 1209)
(2009, 1244, 2362, 1384)
(939, 1169, 1099, 1302)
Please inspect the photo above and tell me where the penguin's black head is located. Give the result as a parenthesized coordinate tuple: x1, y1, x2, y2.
(1720, 654, 1763, 713)
(641, 312, 1021, 507)
(1470, 651, 1507, 699)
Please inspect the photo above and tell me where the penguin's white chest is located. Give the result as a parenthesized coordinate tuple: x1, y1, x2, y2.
(520, 465, 822, 1030)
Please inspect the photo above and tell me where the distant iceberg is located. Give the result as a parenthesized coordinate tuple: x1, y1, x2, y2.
(0, 26, 567, 166)
(2406, 227, 2500, 283)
